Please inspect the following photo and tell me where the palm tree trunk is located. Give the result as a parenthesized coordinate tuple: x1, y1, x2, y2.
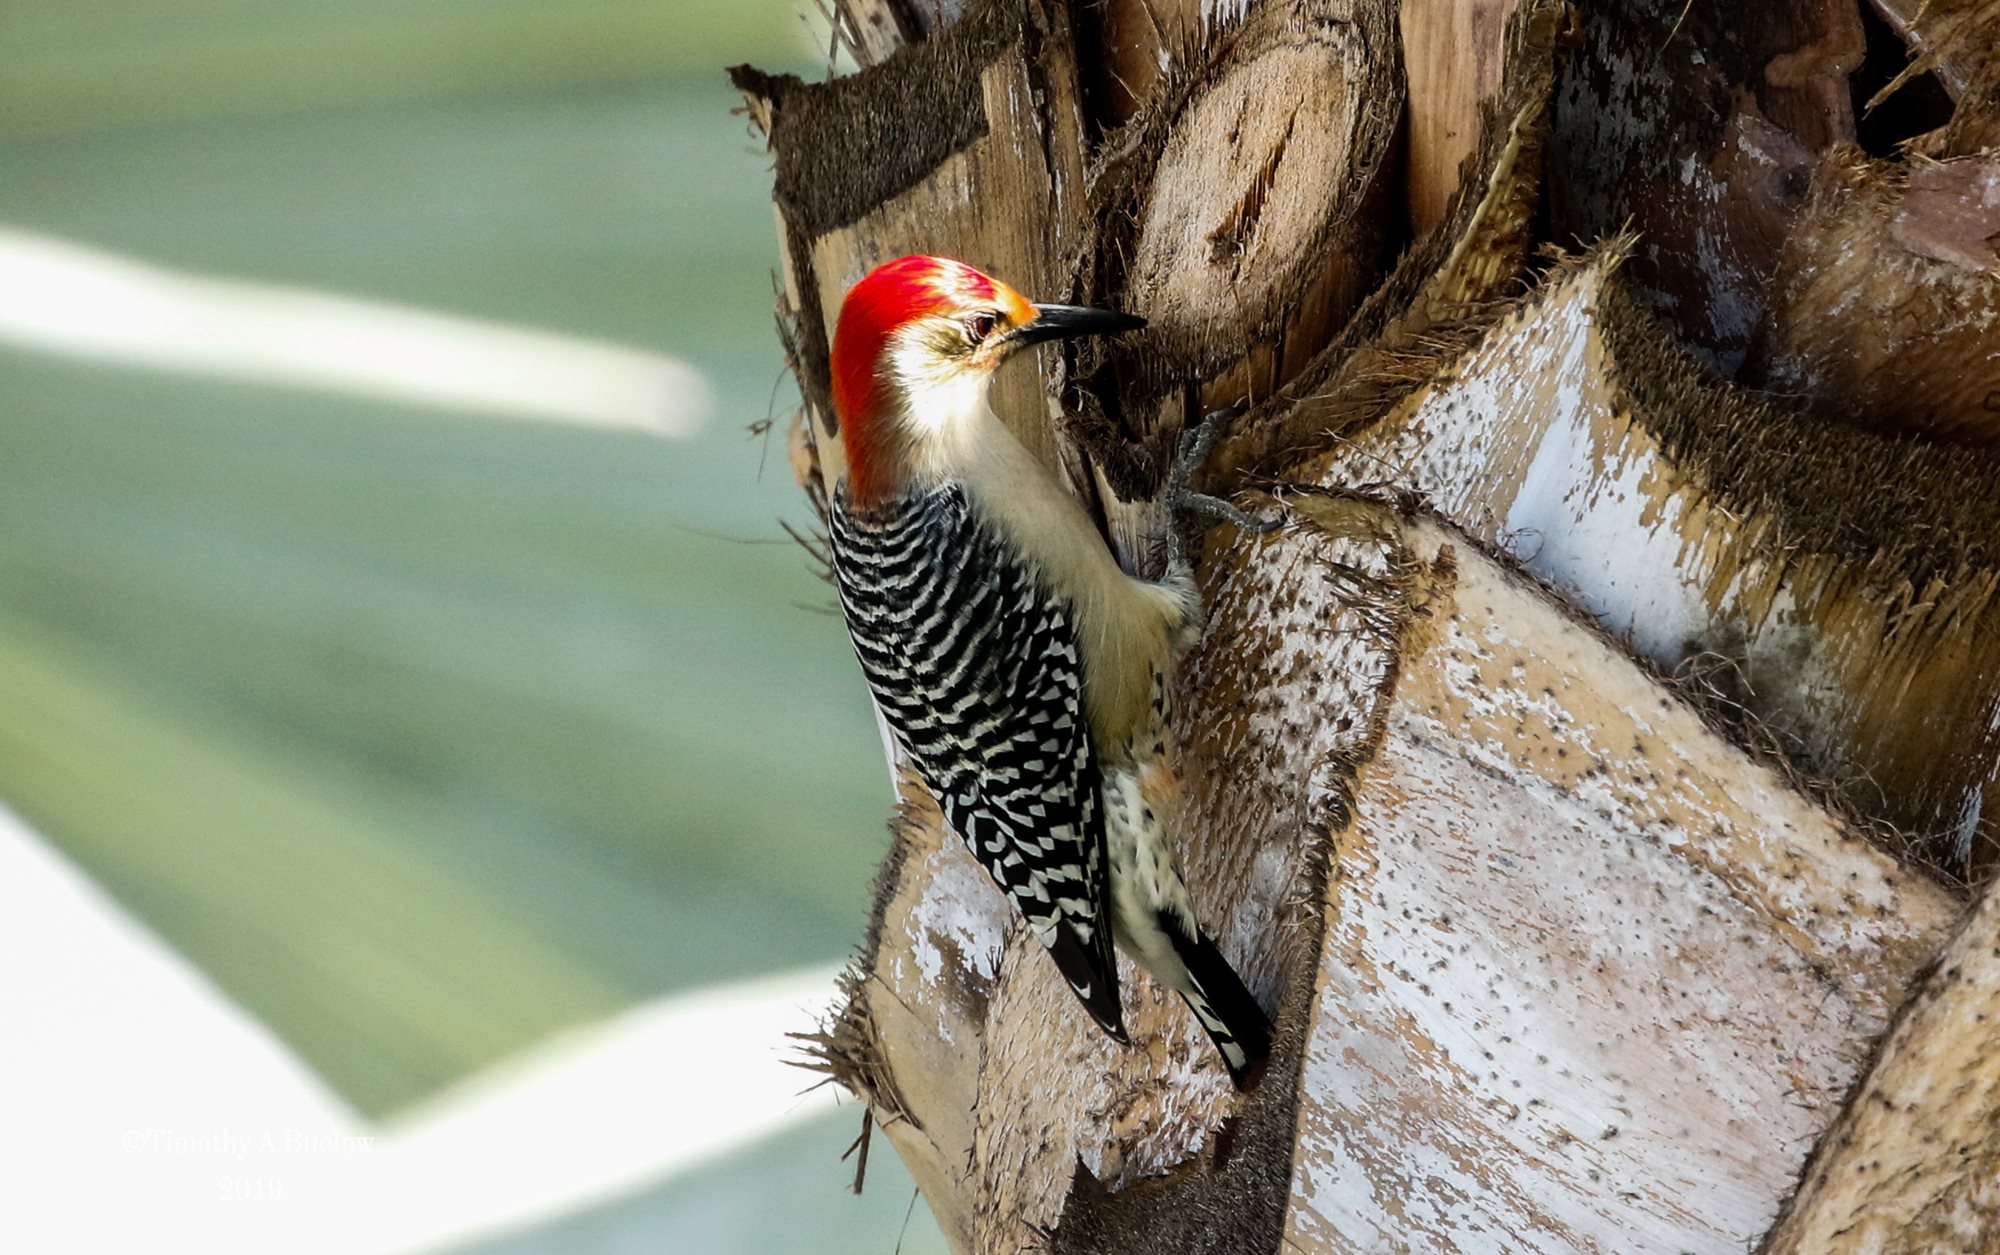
(734, 1, 2000, 1249)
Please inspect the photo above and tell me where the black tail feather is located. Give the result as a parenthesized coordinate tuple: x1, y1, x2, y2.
(1045, 919, 1129, 1044)
(1161, 912, 1272, 1088)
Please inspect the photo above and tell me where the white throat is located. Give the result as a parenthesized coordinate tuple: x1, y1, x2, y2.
(886, 335, 994, 479)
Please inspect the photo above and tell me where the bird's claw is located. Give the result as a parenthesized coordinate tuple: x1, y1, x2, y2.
(1169, 489, 1282, 536)
(1165, 407, 1279, 557)
(1170, 405, 1246, 498)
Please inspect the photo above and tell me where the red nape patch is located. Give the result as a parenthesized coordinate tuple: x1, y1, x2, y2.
(831, 255, 999, 507)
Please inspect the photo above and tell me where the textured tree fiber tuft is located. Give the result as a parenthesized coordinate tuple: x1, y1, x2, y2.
(1746, 148, 2000, 444)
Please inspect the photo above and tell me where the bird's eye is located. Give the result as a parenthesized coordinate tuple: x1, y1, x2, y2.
(964, 312, 998, 344)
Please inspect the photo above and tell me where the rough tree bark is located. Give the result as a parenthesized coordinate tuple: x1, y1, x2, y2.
(735, 1, 2000, 1251)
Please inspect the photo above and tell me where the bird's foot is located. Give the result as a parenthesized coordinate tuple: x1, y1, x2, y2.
(1166, 407, 1281, 548)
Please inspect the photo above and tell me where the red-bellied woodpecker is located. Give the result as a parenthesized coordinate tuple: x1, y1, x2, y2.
(823, 254, 1272, 1087)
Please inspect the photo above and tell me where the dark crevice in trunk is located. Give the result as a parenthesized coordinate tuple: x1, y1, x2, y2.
(1852, 2, 1958, 156)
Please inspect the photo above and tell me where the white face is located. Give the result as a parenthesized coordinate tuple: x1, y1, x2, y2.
(885, 312, 1006, 448)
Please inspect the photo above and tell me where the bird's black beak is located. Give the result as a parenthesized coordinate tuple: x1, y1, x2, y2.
(1007, 303, 1146, 348)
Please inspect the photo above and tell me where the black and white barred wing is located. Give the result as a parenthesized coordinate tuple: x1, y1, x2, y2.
(830, 485, 1125, 1041)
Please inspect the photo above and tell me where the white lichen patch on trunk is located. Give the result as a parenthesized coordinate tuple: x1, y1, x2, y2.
(898, 830, 1007, 999)
(1282, 521, 1957, 1254)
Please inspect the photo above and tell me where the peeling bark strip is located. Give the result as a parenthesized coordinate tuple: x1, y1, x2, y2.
(823, 0, 925, 68)
(1401, 0, 1520, 236)
(1078, 0, 1204, 128)
(1315, 252, 2000, 870)
(1764, 878, 2000, 1254)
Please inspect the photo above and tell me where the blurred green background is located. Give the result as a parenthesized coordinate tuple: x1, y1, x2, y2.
(0, 1, 944, 1250)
